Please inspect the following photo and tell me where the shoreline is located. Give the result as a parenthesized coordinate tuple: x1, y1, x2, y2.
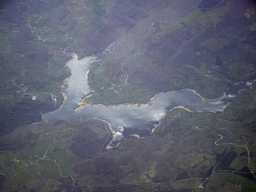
(76, 94, 157, 111)
(54, 53, 256, 143)
(62, 53, 255, 112)
(151, 106, 193, 133)
(55, 92, 68, 110)
(76, 57, 158, 110)
(90, 117, 117, 149)
(75, 85, 227, 111)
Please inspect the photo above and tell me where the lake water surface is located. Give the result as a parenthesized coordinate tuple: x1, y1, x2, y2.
(42, 53, 254, 141)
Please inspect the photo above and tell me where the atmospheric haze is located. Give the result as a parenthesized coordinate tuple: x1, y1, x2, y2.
(42, 53, 237, 141)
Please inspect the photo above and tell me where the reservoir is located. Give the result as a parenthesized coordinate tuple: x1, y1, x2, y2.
(42, 53, 255, 141)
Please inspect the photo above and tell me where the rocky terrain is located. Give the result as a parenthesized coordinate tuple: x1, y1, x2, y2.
(0, 0, 256, 191)
(0, 84, 255, 191)
(1, 0, 256, 132)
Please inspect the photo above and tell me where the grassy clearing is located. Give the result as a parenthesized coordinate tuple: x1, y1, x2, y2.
(183, 9, 210, 25)
(229, 157, 245, 170)
(171, 64, 229, 99)
(194, 160, 211, 172)
(85, 0, 109, 10)
(160, 9, 210, 34)
(200, 38, 231, 51)
(121, 172, 151, 184)
(47, 148, 79, 177)
(218, 172, 256, 192)
(88, 62, 154, 105)
(0, 33, 12, 53)
(170, 178, 202, 190)
(0, 33, 12, 61)
(160, 23, 183, 33)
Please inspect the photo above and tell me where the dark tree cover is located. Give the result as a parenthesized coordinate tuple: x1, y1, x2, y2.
(198, 0, 224, 9)
(0, 0, 256, 191)
(215, 56, 222, 66)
